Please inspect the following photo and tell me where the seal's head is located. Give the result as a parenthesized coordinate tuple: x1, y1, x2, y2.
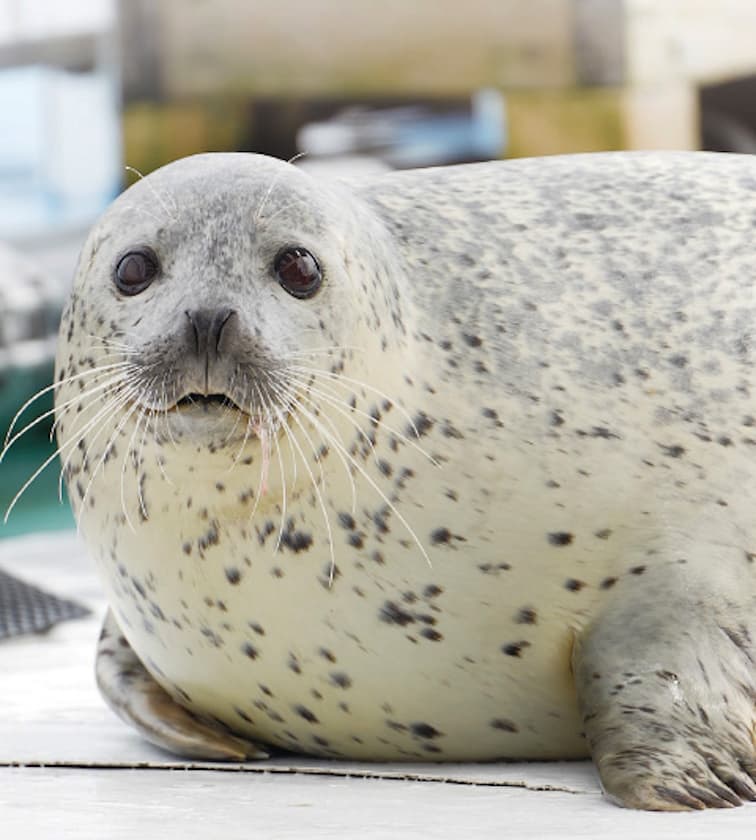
(57, 154, 409, 462)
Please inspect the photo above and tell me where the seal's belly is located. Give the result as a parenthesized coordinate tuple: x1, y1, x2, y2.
(82, 411, 740, 762)
(94, 518, 591, 760)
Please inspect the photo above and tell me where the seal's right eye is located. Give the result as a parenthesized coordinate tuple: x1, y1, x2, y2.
(115, 248, 160, 295)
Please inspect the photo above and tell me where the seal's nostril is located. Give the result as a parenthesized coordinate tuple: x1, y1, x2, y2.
(213, 308, 237, 354)
(185, 308, 236, 357)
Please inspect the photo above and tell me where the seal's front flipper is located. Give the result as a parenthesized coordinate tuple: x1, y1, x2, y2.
(573, 566, 756, 810)
(96, 609, 269, 761)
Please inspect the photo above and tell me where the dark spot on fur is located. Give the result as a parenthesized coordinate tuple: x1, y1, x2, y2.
(280, 521, 313, 553)
(441, 421, 464, 439)
(241, 642, 259, 660)
(565, 578, 586, 592)
(225, 567, 241, 585)
(431, 527, 452, 545)
(330, 672, 352, 689)
(600, 576, 618, 589)
(347, 532, 364, 549)
(659, 443, 685, 458)
(420, 627, 443, 642)
(502, 641, 531, 657)
(515, 607, 537, 625)
(576, 426, 619, 439)
(234, 707, 254, 724)
(629, 565, 646, 575)
(378, 459, 393, 477)
(338, 512, 356, 530)
(548, 531, 574, 546)
(409, 412, 434, 438)
(410, 722, 442, 739)
(294, 705, 319, 724)
(490, 718, 518, 732)
(379, 601, 415, 626)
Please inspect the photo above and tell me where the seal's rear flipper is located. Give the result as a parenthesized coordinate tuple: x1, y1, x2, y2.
(96, 609, 269, 761)
(573, 565, 756, 810)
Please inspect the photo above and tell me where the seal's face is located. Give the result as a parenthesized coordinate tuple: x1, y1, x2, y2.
(63, 154, 386, 450)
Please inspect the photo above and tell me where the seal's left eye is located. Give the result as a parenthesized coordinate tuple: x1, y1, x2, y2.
(115, 248, 160, 295)
(274, 247, 322, 299)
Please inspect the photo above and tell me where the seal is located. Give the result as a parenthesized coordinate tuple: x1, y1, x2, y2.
(50, 151, 756, 810)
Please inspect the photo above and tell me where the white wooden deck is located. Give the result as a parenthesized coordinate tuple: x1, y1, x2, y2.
(1, 532, 753, 838)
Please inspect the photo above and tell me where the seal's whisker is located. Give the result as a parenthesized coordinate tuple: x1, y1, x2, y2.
(50, 361, 154, 442)
(78, 391, 140, 520)
(228, 414, 256, 473)
(265, 381, 327, 507)
(158, 375, 180, 451)
(288, 364, 423, 440)
(279, 380, 358, 513)
(125, 165, 180, 221)
(253, 170, 289, 226)
(243, 383, 274, 524)
(85, 334, 139, 354)
(253, 153, 306, 227)
(220, 401, 244, 448)
(283, 370, 383, 471)
(285, 368, 439, 468)
(50, 366, 142, 445)
(286, 380, 431, 570)
(4, 361, 135, 447)
(275, 402, 337, 586)
(120, 398, 153, 533)
(66, 376, 146, 509)
(270, 374, 357, 516)
(134, 405, 153, 521)
(2, 366, 136, 459)
(270, 420, 288, 554)
(255, 383, 289, 553)
(57, 379, 140, 503)
(5, 371, 135, 523)
(117, 201, 164, 226)
(277, 345, 366, 359)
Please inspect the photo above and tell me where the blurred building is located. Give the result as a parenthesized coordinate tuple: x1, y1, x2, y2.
(120, 0, 756, 173)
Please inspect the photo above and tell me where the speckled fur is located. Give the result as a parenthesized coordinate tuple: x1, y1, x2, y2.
(56, 152, 756, 810)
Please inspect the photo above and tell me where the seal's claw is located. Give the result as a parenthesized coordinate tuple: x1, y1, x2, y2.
(573, 561, 756, 811)
(595, 749, 746, 810)
(96, 609, 269, 761)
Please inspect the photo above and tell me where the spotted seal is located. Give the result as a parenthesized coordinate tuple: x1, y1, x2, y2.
(52, 151, 756, 810)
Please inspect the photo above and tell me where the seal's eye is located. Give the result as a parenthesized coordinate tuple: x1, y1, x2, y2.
(274, 247, 322, 299)
(115, 248, 160, 296)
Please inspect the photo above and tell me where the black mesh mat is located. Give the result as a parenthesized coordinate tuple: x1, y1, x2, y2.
(0, 566, 90, 639)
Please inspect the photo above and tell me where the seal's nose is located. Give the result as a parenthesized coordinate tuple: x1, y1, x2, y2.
(185, 308, 237, 358)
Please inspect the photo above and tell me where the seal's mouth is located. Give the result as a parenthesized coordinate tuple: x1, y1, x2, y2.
(175, 393, 243, 412)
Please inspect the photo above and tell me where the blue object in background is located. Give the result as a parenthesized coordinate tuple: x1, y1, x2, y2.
(0, 64, 121, 238)
(297, 89, 507, 169)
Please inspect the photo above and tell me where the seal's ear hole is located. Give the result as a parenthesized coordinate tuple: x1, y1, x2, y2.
(274, 247, 322, 299)
(114, 247, 160, 296)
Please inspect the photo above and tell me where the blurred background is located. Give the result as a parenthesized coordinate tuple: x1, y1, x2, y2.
(2, 0, 756, 538)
